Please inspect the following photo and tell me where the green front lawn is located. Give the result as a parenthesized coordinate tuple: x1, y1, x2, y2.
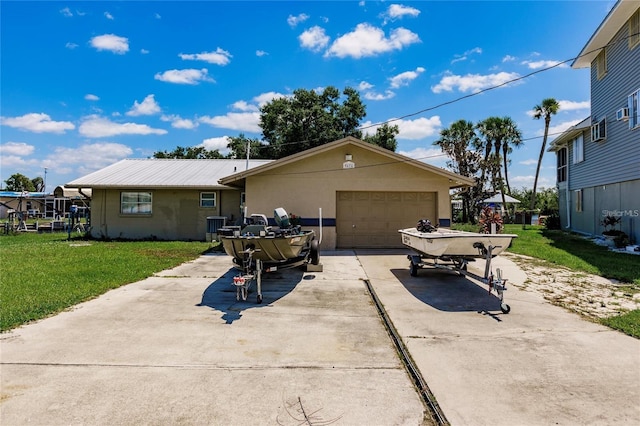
(0, 233, 213, 331)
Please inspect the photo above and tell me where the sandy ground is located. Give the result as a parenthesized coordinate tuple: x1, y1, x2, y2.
(503, 252, 640, 320)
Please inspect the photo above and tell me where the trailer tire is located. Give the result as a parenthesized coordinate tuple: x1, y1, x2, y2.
(310, 240, 320, 265)
(410, 262, 418, 277)
(501, 303, 510, 314)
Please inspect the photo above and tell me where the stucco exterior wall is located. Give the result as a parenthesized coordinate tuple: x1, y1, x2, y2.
(243, 145, 453, 249)
(89, 188, 240, 240)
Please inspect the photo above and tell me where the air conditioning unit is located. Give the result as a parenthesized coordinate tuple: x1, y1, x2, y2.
(616, 107, 629, 121)
(591, 118, 606, 142)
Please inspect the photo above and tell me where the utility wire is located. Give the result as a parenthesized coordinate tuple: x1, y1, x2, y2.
(237, 30, 639, 176)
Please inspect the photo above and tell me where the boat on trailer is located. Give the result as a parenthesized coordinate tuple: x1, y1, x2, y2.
(220, 208, 319, 303)
(399, 221, 517, 314)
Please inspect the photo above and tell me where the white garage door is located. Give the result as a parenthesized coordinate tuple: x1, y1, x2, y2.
(336, 191, 436, 248)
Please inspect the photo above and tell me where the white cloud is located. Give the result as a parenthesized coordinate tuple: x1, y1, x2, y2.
(363, 90, 395, 101)
(299, 26, 330, 52)
(141, 49, 149, 54)
(199, 112, 261, 133)
(398, 147, 447, 168)
(85, 94, 100, 101)
(104, 11, 114, 20)
(78, 115, 168, 138)
(160, 114, 198, 129)
(256, 50, 268, 57)
(521, 60, 568, 69)
(325, 23, 420, 59)
(431, 71, 521, 94)
(154, 68, 214, 85)
(200, 136, 231, 154)
(383, 4, 421, 22)
(558, 100, 590, 111)
(49, 143, 133, 175)
(90, 34, 129, 54)
(544, 119, 584, 137)
(0, 113, 75, 133)
(389, 67, 425, 88)
(253, 91, 289, 106)
(288, 13, 309, 27)
(0, 141, 35, 156)
(60, 7, 73, 17)
(502, 55, 517, 62)
(126, 94, 161, 116)
(232, 101, 259, 112)
(361, 116, 441, 140)
(451, 47, 482, 64)
(179, 48, 232, 65)
(65, 42, 78, 49)
(358, 81, 374, 91)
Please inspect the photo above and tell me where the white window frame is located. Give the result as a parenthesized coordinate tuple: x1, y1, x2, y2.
(557, 147, 567, 183)
(572, 134, 584, 164)
(121, 192, 152, 215)
(629, 88, 640, 129)
(596, 49, 607, 80)
(200, 192, 216, 208)
(630, 9, 640, 50)
(591, 118, 606, 142)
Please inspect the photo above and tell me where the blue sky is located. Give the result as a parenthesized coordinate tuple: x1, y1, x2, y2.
(1, 1, 614, 192)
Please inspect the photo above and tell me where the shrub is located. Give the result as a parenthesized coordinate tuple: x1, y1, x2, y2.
(544, 212, 562, 230)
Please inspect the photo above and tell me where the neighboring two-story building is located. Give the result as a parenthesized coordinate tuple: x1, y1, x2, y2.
(550, 0, 640, 244)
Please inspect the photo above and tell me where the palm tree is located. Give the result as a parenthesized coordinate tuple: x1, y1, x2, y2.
(499, 117, 523, 197)
(530, 98, 560, 211)
(434, 120, 480, 222)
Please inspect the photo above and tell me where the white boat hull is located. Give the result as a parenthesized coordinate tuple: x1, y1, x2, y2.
(399, 228, 517, 258)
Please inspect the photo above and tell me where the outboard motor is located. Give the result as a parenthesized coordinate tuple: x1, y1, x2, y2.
(274, 207, 290, 227)
(416, 219, 438, 233)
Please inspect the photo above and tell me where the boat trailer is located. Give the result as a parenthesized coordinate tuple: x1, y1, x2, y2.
(407, 243, 511, 314)
(231, 246, 316, 304)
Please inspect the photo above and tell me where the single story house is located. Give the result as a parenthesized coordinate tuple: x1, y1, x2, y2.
(66, 137, 473, 249)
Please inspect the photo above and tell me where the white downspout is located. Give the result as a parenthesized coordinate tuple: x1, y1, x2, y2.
(566, 149, 571, 229)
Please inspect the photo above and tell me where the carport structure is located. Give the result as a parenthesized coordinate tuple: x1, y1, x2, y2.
(220, 137, 473, 249)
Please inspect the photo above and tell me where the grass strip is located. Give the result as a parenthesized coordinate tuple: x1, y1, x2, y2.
(0, 233, 213, 331)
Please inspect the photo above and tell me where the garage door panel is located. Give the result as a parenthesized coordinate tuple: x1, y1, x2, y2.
(336, 191, 437, 248)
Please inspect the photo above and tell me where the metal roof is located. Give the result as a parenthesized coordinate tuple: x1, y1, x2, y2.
(65, 158, 273, 189)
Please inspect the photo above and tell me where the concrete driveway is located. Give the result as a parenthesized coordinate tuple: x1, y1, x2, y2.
(358, 250, 640, 425)
(0, 252, 426, 425)
(1, 249, 639, 425)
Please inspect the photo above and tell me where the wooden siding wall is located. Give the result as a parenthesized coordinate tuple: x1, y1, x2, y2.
(583, 9, 640, 189)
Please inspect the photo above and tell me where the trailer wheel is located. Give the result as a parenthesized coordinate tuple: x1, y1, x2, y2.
(410, 262, 418, 277)
(309, 240, 320, 265)
(500, 303, 510, 314)
(257, 294, 263, 304)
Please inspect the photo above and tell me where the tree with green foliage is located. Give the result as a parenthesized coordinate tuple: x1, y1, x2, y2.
(153, 146, 225, 159)
(362, 122, 399, 151)
(32, 177, 45, 192)
(531, 98, 560, 210)
(433, 120, 482, 223)
(260, 86, 367, 158)
(4, 173, 36, 192)
(476, 116, 522, 216)
(226, 134, 266, 159)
